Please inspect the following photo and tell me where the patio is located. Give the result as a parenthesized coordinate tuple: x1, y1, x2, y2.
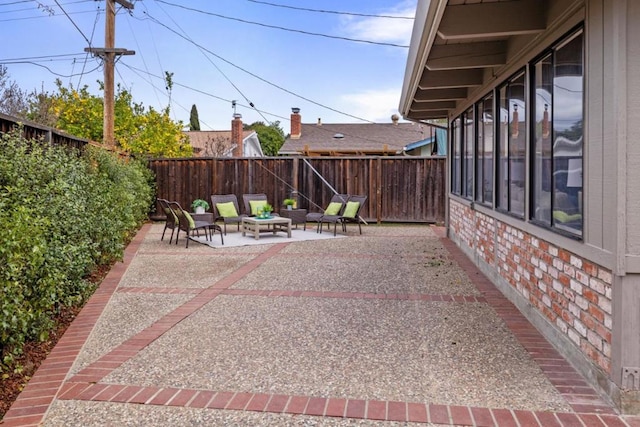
(3, 223, 636, 426)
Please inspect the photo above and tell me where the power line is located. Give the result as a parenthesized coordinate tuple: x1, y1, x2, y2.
(76, 1, 102, 87)
(121, 63, 422, 147)
(121, 63, 288, 123)
(144, 6, 270, 124)
(53, 0, 91, 45)
(0, 8, 95, 22)
(245, 0, 414, 20)
(0, 0, 33, 5)
(153, 0, 409, 48)
(140, 12, 383, 125)
(0, 53, 86, 61)
(0, 0, 92, 14)
(1, 60, 101, 78)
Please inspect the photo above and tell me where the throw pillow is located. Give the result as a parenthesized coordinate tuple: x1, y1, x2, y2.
(216, 201, 238, 218)
(553, 210, 582, 223)
(342, 201, 360, 218)
(183, 211, 196, 229)
(324, 202, 342, 216)
(249, 200, 268, 215)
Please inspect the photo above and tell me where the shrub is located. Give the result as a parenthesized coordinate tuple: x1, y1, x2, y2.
(0, 129, 154, 371)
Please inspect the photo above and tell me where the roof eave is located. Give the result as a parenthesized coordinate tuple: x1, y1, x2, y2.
(399, 0, 449, 118)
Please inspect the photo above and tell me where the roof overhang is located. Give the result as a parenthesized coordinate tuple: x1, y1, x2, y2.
(400, 0, 554, 122)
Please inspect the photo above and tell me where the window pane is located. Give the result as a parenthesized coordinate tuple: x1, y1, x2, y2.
(532, 54, 553, 224)
(463, 107, 474, 199)
(509, 72, 526, 216)
(497, 86, 509, 209)
(552, 31, 583, 234)
(451, 117, 461, 195)
(475, 100, 485, 202)
(482, 95, 494, 204)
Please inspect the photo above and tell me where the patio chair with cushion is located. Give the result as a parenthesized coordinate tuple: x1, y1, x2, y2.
(317, 195, 367, 236)
(337, 194, 367, 235)
(157, 198, 178, 243)
(304, 193, 349, 232)
(169, 201, 224, 248)
(242, 193, 268, 216)
(211, 194, 246, 235)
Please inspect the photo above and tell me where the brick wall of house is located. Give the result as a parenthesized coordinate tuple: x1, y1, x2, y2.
(449, 199, 613, 374)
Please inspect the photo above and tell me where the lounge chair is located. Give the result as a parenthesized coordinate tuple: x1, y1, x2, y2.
(211, 194, 246, 235)
(157, 198, 178, 243)
(304, 193, 349, 232)
(168, 201, 224, 248)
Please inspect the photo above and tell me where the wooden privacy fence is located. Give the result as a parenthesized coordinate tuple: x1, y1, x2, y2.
(0, 112, 90, 150)
(149, 156, 446, 224)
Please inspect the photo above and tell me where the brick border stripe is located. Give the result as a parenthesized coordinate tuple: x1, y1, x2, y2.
(54, 383, 640, 427)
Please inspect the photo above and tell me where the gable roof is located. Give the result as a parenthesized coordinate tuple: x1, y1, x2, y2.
(279, 122, 437, 156)
(185, 130, 254, 157)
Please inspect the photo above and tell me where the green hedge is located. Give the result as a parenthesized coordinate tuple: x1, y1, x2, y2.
(0, 129, 155, 372)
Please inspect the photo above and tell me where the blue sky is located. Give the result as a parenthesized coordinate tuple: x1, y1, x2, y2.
(0, 0, 416, 132)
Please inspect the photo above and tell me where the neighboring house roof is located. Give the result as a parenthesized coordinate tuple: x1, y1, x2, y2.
(184, 130, 263, 157)
(279, 122, 439, 156)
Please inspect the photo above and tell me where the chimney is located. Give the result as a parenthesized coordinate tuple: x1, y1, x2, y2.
(290, 107, 301, 139)
(317, 118, 322, 126)
(232, 113, 243, 157)
(391, 114, 399, 125)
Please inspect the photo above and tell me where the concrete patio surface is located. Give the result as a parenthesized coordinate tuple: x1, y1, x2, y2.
(2, 223, 640, 426)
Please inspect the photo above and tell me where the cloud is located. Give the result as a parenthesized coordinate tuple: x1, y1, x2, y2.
(341, 1, 417, 45)
(340, 88, 403, 123)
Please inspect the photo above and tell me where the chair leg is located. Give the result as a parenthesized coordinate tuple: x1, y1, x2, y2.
(185, 230, 190, 248)
(333, 222, 337, 236)
(169, 228, 175, 244)
(174, 229, 180, 245)
(161, 225, 167, 241)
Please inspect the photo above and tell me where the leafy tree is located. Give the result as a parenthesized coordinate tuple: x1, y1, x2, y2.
(190, 104, 201, 131)
(245, 121, 285, 156)
(0, 65, 28, 117)
(27, 80, 192, 158)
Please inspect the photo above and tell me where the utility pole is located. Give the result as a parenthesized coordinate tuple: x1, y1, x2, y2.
(85, 0, 135, 148)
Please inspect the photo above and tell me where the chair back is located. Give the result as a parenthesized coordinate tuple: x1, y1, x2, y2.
(158, 198, 177, 228)
(211, 194, 241, 219)
(167, 201, 191, 232)
(343, 195, 367, 218)
(242, 193, 268, 215)
(327, 193, 350, 215)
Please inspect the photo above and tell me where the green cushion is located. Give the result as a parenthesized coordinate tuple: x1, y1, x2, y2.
(164, 207, 178, 223)
(249, 200, 268, 215)
(216, 201, 238, 218)
(342, 201, 360, 218)
(553, 210, 582, 223)
(324, 202, 342, 216)
(183, 211, 196, 229)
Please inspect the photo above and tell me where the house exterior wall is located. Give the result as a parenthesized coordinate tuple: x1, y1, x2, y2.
(441, 0, 640, 413)
(449, 199, 613, 376)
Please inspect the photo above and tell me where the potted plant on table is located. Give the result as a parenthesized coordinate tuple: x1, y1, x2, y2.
(283, 198, 295, 210)
(191, 199, 210, 214)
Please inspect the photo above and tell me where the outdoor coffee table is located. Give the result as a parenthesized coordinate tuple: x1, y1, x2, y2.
(241, 216, 292, 240)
